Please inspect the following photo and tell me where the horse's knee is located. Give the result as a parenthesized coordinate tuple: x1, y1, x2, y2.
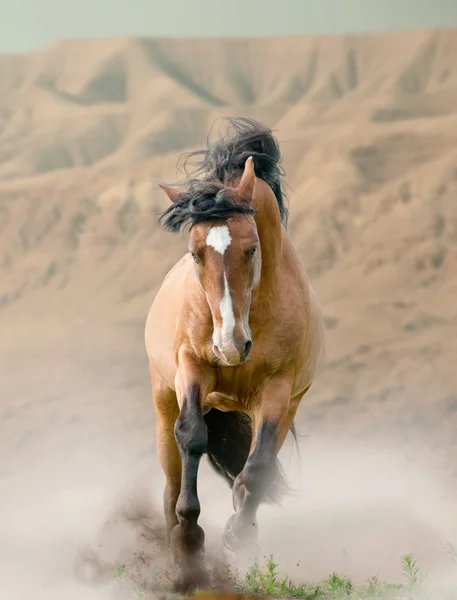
(174, 387, 208, 457)
(174, 412, 207, 456)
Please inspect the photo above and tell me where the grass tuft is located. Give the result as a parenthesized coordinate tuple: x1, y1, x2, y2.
(110, 547, 457, 599)
(400, 553, 424, 592)
(113, 563, 128, 585)
(324, 572, 353, 597)
(237, 553, 429, 598)
(237, 554, 321, 597)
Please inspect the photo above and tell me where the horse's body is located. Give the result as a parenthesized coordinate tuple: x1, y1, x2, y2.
(145, 118, 324, 592)
(147, 177, 323, 408)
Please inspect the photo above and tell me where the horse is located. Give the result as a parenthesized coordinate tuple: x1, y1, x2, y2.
(145, 117, 325, 592)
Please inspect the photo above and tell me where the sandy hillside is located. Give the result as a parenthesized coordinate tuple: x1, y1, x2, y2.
(1, 29, 457, 598)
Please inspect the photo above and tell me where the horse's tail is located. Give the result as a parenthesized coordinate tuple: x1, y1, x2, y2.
(178, 116, 289, 229)
(203, 408, 293, 504)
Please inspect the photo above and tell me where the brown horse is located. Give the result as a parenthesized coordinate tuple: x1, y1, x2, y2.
(145, 118, 324, 592)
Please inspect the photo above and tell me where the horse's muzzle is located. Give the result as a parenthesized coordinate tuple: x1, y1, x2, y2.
(213, 337, 252, 366)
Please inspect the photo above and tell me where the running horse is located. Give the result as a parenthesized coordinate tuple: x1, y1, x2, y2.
(145, 118, 324, 592)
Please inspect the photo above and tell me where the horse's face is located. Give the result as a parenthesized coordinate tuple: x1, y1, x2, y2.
(159, 156, 259, 366)
(189, 215, 261, 366)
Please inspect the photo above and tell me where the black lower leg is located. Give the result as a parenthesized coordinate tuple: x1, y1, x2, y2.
(224, 420, 278, 550)
(238, 420, 278, 522)
(171, 384, 208, 581)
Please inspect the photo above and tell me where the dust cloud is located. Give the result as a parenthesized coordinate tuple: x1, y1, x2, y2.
(1, 416, 456, 599)
(0, 317, 456, 599)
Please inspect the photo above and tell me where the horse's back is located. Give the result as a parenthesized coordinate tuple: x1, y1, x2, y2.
(298, 279, 325, 389)
(279, 232, 325, 396)
(145, 254, 192, 389)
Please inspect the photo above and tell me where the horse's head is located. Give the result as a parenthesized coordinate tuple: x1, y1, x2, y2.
(188, 207, 260, 366)
(160, 158, 260, 366)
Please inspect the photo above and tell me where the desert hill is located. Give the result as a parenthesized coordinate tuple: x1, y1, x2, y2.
(1, 28, 457, 500)
(2, 27, 457, 599)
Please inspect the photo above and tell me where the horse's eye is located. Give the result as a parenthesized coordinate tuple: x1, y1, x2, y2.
(247, 246, 257, 260)
(191, 252, 201, 264)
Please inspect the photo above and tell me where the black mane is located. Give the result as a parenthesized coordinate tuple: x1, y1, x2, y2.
(158, 117, 289, 233)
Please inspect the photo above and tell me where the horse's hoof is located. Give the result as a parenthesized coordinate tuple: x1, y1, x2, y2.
(173, 566, 209, 594)
(223, 514, 239, 552)
(223, 514, 258, 553)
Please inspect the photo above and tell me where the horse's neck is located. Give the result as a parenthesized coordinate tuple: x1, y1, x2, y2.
(252, 182, 284, 293)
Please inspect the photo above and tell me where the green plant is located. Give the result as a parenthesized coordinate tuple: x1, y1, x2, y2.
(323, 572, 353, 598)
(366, 575, 380, 597)
(110, 547, 457, 599)
(401, 554, 424, 591)
(237, 553, 431, 599)
(114, 563, 128, 585)
(238, 554, 320, 598)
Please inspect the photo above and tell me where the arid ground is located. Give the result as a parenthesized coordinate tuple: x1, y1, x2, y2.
(1, 28, 457, 598)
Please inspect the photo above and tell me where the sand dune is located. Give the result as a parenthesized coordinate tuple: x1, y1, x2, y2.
(1, 28, 457, 598)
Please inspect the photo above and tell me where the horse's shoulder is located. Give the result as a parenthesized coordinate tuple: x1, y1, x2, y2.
(162, 253, 192, 284)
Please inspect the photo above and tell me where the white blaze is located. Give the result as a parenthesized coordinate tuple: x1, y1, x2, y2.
(220, 272, 236, 342)
(205, 225, 232, 255)
(205, 225, 236, 347)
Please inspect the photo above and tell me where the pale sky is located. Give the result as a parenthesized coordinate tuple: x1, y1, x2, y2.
(1, 0, 457, 53)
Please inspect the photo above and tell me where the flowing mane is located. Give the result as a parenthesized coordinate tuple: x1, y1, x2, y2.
(158, 116, 289, 233)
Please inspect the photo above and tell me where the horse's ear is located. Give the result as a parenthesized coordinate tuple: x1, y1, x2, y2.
(237, 156, 256, 202)
(158, 184, 181, 203)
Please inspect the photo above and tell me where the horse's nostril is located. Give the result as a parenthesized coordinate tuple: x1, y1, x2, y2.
(243, 340, 252, 359)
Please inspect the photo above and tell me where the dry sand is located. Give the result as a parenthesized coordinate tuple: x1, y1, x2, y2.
(1, 28, 457, 598)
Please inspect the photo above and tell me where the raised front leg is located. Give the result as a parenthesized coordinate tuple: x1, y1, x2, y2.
(169, 352, 215, 593)
(223, 379, 300, 552)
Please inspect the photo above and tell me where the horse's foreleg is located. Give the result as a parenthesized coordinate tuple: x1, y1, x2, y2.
(223, 379, 299, 552)
(152, 375, 181, 543)
(169, 354, 214, 592)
